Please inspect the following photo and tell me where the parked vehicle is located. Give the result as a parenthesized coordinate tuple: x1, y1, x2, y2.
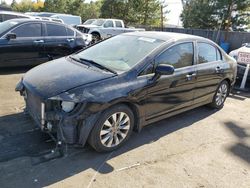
(229, 44, 250, 82)
(26, 12, 81, 26)
(83, 19, 96, 25)
(25, 12, 57, 17)
(0, 11, 64, 23)
(76, 18, 145, 42)
(51, 14, 82, 26)
(16, 32, 236, 152)
(0, 19, 92, 67)
(34, 16, 64, 23)
(0, 11, 32, 22)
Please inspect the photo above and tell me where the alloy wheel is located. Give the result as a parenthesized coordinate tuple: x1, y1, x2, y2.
(100, 112, 130, 148)
(215, 83, 228, 106)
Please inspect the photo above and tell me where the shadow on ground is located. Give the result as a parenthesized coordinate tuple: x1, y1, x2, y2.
(0, 67, 31, 75)
(229, 89, 250, 101)
(224, 121, 250, 164)
(0, 106, 218, 188)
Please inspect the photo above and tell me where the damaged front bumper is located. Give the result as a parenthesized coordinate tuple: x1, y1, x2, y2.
(15, 79, 98, 146)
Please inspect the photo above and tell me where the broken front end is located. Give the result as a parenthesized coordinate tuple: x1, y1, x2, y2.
(15, 79, 98, 146)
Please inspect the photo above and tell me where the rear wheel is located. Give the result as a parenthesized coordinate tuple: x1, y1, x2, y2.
(209, 80, 229, 109)
(88, 105, 134, 152)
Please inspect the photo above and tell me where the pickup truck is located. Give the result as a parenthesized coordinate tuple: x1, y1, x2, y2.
(76, 19, 145, 42)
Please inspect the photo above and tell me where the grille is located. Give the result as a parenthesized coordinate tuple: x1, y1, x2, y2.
(25, 89, 43, 127)
(83, 28, 90, 33)
(77, 26, 90, 34)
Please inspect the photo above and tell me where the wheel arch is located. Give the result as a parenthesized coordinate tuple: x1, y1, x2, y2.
(98, 101, 141, 132)
(90, 31, 101, 37)
(79, 101, 142, 146)
(222, 78, 232, 91)
(119, 102, 141, 132)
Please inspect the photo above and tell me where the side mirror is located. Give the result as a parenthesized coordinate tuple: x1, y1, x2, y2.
(155, 64, 175, 76)
(6, 33, 16, 40)
(151, 64, 174, 82)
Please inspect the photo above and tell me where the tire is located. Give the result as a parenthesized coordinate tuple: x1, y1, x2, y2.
(91, 33, 101, 43)
(209, 80, 230, 109)
(88, 104, 134, 152)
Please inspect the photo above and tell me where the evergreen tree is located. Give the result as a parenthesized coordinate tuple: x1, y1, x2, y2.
(100, 0, 162, 26)
(181, 0, 250, 30)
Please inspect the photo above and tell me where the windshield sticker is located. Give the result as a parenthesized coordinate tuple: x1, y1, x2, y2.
(138, 37, 156, 43)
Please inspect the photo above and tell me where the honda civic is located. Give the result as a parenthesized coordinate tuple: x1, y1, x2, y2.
(16, 32, 237, 152)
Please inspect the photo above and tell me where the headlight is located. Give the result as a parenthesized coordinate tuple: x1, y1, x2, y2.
(61, 101, 75, 113)
(82, 34, 92, 45)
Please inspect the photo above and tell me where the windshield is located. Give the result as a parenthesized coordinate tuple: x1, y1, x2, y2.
(91, 19, 105, 26)
(84, 19, 95, 25)
(73, 35, 164, 72)
(0, 20, 19, 36)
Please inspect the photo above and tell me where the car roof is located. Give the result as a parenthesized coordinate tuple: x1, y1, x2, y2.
(124, 31, 208, 42)
(0, 11, 32, 17)
(5, 18, 68, 25)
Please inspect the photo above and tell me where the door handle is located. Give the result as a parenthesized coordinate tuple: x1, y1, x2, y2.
(215, 66, 223, 73)
(186, 73, 196, 81)
(67, 38, 75, 42)
(33, 40, 44, 44)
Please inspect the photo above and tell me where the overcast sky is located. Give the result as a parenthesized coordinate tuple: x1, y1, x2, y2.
(4, 0, 183, 26)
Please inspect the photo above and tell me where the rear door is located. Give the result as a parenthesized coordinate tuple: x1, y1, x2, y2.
(0, 22, 46, 67)
(193, 42, 226, 104)
(113, 20, 125, 35)
(43, 23, 75, 59)
(102, 20, 116, 38)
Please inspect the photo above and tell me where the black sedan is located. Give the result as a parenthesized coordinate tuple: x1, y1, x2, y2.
(16, 32, 237, 152)
(0, 19, 92, 67)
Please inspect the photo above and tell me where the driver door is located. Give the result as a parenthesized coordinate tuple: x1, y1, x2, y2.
(0, 23, 46, 67)
(144, 42, 196, 122)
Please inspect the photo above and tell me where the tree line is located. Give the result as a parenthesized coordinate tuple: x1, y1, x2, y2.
(1, 0, 250, 30)
(181, 0, 250, 31)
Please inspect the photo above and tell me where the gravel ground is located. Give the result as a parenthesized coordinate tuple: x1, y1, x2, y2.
(0, 68, 249, 188)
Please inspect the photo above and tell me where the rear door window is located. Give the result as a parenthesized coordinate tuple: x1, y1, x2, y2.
(198, 43, 217, 64)
(12, 23, 42, 37)
(216, 49, 222, 60)
(115, 21, 123, 28)
(46, 24, 67, 36)
(104, 20, 114, 28)
(156, 42, 194, 69)
(67, 27, 75, 36)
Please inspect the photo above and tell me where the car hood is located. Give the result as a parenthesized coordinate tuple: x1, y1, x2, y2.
(82, 24, 102, 28)
(22, 57, 115, 99)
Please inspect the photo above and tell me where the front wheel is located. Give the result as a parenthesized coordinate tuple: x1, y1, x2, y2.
(88, 105, 134, 152)
(209, 80, 230, 109)
(91, 33, 101, 43)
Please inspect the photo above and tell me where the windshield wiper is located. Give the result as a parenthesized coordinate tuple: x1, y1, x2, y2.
(79, 58, 117, 74)
(69, 55, 88, 65)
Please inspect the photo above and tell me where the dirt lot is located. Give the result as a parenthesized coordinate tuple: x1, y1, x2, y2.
(0, 68, 250, 188)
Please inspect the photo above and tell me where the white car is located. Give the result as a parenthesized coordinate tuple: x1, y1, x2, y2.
(26, 12, 82, 26)
(76, 19, 145, 42)
(229, 44, 250, 82)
